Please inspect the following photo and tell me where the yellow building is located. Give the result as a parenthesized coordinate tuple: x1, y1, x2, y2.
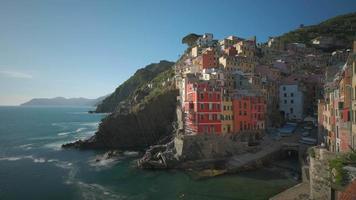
(235, 40, 256, 57)
(221, 95, 233, 134)
(219, 56, 255, 73)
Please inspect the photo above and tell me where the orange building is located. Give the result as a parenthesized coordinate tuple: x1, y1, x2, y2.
(232, 95, 266, 133)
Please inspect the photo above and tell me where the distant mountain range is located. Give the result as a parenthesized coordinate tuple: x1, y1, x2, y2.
(21, 96, 107, 107)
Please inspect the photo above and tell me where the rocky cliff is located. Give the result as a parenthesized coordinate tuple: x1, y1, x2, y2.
(95, 60, 175, 113)
(63, 63, 179, 150)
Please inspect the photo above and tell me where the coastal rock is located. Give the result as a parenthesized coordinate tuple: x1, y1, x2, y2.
(137, 140, 179, 169)
(62, 89, 179, 151)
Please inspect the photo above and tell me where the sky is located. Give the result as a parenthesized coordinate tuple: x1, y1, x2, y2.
(0, 0, 356, 105)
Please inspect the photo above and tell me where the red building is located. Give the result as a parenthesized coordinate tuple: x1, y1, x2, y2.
(184, 78, 222, 134)
(201, 49, 218, 69)
(232, 95, 266, 133)
(224, 46, 237, 56)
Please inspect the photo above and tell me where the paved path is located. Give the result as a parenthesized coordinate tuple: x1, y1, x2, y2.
(226, 133, 302, 171)
(269, 182, 310, 200)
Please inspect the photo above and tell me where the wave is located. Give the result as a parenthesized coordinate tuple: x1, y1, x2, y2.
(123, 151, 139, 157)
(75, 128, 86, 133)
(76, 181, 126, 200)
(88, 157, 120, 170)
(0, 155, 47, 163)
(34, 158, 46, 163)
(58, 132, 71, 136)
(44, 140, 74, 151)
(68, 112, 88, 115)
(18, 143, 34, 150)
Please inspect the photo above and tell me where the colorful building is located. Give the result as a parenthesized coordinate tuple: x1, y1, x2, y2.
(201, 48, 219, 69)
(183, 78, 222, 135)
(232, 95, 266, 133)
(221, 95, 233, 134)
(279, 75, 305, 121)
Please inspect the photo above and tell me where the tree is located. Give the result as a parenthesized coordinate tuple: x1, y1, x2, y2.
(182, 33, 202, 46)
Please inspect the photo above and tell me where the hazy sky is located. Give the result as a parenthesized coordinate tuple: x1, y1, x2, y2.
(0, 0, 356, 105)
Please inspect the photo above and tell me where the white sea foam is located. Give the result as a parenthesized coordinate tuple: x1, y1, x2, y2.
(18, 143, 34, 150)
(75, 128, 86, 133)
(0, 156, 24, 161)
(89, 158, 119, 168)
(33, 158, 46, 163)
(29, 136, 59, 141)
(123, 151, 139, 157)
(44, 141, 64, 151)
(76, 181, 126, 200)
(0, 155, 48, 164)
(58, 131, 71, 136)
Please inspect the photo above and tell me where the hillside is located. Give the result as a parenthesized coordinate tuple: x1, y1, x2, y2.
(21, 96, 105, 107)
(277, 12, 356, 50)
(95, 60, 174, 113)
(63, 63, 178, 150)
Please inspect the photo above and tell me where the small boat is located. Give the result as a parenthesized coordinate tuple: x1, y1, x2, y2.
(299, 137, 317, 145)
(301, 131, 310, 137)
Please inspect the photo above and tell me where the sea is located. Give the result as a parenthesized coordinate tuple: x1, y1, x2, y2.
(0, 106, 298, 200)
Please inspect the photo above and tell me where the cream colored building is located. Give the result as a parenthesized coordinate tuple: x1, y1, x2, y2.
(235, 40, 256, 57)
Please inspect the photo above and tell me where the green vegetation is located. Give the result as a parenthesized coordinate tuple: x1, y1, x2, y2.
(95, 60, 174, 113)
(277, 12, 356, 50)
(308, 147, 316, 158)
(131, 67, 175, 112)
(329, 151, 356, 186)
(182, 33, 202, 46)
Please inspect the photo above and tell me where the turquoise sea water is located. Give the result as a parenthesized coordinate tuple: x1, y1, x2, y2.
(0, 106, 297, 200)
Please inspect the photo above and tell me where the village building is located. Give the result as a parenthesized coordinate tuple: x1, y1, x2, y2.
(183, 77, 223, 135)
(279, 75, 305, 120)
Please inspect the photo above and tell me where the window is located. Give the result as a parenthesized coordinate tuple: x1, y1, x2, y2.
(284, 100, 287, 104)
(209, 93, 212, 100)
(284, 93, 287, 97)
(200, 114, 204, 120)
(209, 103, 212, 110)
(200, 104, 204, 110)
(200, 93, 204, 100)
(283, 86, 286, 91)
(291, 100, 294, 104)
(290, 108, 293, 114)
(244, 111, 247, 115)
(213, 114, 217, 120)
(223, 106, 226, 111)
(291, 93, 294, 97)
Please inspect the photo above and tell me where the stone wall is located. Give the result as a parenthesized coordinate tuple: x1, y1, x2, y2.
(309, 147, 337, 200)
(174, 134, 248, 161)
